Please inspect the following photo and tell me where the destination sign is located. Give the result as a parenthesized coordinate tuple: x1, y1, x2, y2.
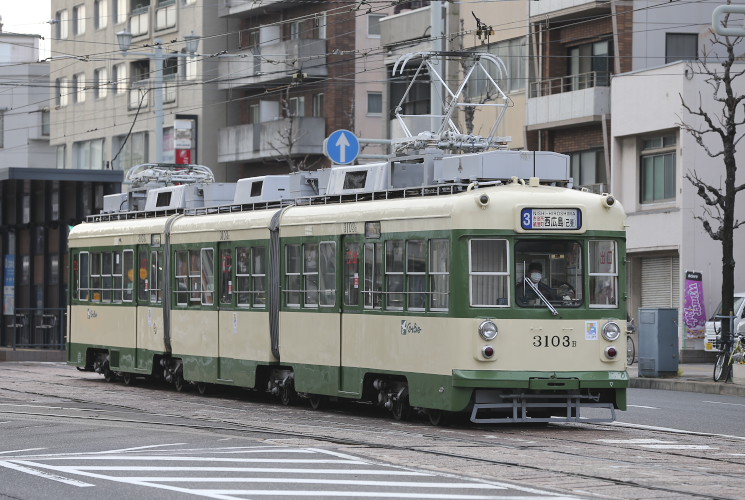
(521, 208, 581, 230)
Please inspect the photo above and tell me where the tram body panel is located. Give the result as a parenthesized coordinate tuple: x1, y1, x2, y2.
(68, 304, 137, 367)
(217, 309, 273, 387)
(135, 306, 165, 371)
(170, 309, 219, 382)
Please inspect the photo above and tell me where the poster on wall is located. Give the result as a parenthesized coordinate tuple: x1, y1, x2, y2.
(3, 254, 15, 316)
(683, 271, 707, 339)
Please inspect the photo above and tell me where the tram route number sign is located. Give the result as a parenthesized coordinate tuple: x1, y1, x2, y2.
(521, 208, 581, 230)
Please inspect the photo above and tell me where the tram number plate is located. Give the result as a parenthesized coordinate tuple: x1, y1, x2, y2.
(521, 208, 581, 230)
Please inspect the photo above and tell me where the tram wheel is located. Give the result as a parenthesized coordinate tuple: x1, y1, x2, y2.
(391, 395, 412, 421)
(174, 373, 186, 392)
(197, 382, 208, 395)
(279, 382, 298, 406)
(427, 409, 450, 427)
(308, 394, 325, 410)
(122, 373, 134, 386)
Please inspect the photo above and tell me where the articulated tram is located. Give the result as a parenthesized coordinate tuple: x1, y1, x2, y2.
(67, 52, 628, 424)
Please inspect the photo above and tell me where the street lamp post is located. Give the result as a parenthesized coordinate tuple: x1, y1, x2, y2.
(116, 31, 200, 163)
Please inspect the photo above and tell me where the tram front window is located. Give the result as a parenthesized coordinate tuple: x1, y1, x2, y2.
(515, 240, 583, 308)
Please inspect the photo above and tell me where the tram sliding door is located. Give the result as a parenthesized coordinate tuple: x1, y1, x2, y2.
(339, 235, 366, 395)
(135, 245, 164, 373)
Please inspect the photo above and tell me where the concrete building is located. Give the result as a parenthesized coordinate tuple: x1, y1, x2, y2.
(612, 60, 745, 361)
(0, 31, 56, 168)
(49, 0, 239, 179)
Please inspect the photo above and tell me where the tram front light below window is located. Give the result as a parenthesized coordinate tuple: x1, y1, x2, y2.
(605, 346, 618, 359)
(479, 320, 498, 341)
(482, 346, 495, 358)
(602, 321, 621, 341)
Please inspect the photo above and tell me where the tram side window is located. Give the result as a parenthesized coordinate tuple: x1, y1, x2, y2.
(469, 239, 509, 307)
(102, 252, 113, 302)
(78, 251, 90, 301)
(138, 253, 149, 302)
(430, 239, 450, 310)
(386, 240, 405, 310)
(589, 240, 618, 308)
(220, 248, 232, 305)
(201, 248, 215, 305)
(364, 242, 383, 309)
(304, 243, 319, 307)
(236, 247, 250, 306)
(286, 244, 301, 307)
(90, 252, 101, 302)
(407, 240, 426, 310)
(123, 250, 134, 302)
(345, 243, 361, 306)
(253, 247, 267, 307)
(150, 251, 162, 304)
(319, 242, 336, 307)
(175, 250, 189, 306)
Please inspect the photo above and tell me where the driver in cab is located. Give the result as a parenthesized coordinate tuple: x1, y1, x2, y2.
(516, 262, 557, 306)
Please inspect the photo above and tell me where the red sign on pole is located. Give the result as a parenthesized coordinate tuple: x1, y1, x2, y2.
(176, 149, 192, 165)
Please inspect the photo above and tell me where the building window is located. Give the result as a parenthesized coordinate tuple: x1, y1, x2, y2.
(570, 149, 606, 189)
(288, 96, 305, 117)
(290, 21, 300, 40)
(57, 145, 66, 168)
(95, 0, 108, 30)
(155, 0, 176, 31)
(113, 131, 148, 170)
(130, 0, 150, 37)
(164, 56, 178, 103)
(182, 50, 197, 80)
(41, 109, 50, 136)
(316, 12, 326, 39)
(568, 39, 611, 90)
(94, 68, 108, 99)
(466, 37, 526, 98)
(112, 63, 127, 94)
(73, 139, 105, 169)
(73, 73, 86, 103)
(312, 93, 324, 117)
(73, 4, 86, 36)
(56, 10, 69, 39)
(640, 134, 677, 203)
(0, 111, 4, 148)
(368, 14, 384, 37)
(367, 92, 382, 115)
(55, 78, 68, 107)
(666, 33, 698, 63)
(113, 0, 126, 24)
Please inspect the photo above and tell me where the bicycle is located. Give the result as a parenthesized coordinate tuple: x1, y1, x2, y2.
(713, 334, 745, 382)
(626, 318, 636, 366)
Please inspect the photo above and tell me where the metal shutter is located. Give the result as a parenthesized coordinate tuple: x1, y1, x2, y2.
(641, 256, 680, 308)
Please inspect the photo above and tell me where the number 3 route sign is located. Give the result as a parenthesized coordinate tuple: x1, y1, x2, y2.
(324, 129, 360, 165)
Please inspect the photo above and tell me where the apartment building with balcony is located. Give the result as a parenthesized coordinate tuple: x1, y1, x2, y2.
(216, 0, 392, 176)
(50, 0, 238, 178)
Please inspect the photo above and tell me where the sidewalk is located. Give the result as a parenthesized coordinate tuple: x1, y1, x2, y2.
(629, 362, 745, 397)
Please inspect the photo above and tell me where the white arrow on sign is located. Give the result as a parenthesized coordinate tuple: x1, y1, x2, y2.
(335, 132, 350, 164)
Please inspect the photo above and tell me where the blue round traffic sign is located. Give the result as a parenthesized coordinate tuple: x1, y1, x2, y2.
(325, 129, 360, 165)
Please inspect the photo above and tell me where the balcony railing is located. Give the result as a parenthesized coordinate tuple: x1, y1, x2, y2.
(1, 308, 66, 350)
(219, 0, 290, 17)
(218, 117, 325, 163)
(217, 39, 327, 90)
(529, 71, 609, 98)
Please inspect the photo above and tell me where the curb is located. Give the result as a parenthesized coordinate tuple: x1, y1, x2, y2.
(630, 377, 745, 397)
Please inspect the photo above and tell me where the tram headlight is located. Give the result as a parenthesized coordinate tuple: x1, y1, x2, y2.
(601, 321, 621, 341)
(479, 320, 498, 341)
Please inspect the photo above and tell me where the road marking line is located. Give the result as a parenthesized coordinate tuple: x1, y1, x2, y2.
(94, 444, 188, 454)
(190, 491, 558, 499)
(51, 466, 431, 474)
(121, 478, 507, 488)
(0, 448, 46, 455)
(38, 456, 366, 464)
(639, 445, 714, 450)
(627, 404, 659, 409)
(0, 461, 94, 487)
(596, 439, 668, 444)
(608, 421, 745, 441)
(704, 400, 745, 408)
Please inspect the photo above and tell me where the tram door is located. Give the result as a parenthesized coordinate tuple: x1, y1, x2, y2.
(340, 236, 364, 394)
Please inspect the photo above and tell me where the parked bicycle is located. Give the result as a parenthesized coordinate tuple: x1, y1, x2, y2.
(626, 318, 636, 366)
(713, 332, 745, 382)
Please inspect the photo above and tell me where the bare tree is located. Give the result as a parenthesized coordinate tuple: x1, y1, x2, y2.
(679, 19, 745, 341)
(267, 87, 323, 172)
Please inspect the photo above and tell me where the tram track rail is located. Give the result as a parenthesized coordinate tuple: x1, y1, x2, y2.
(1, 364, 743, 499)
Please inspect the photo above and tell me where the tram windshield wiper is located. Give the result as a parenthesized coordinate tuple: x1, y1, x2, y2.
(524, 277, 559, 316)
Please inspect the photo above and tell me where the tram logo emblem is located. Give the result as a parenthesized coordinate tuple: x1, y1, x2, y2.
(401, 320, 422, 335)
